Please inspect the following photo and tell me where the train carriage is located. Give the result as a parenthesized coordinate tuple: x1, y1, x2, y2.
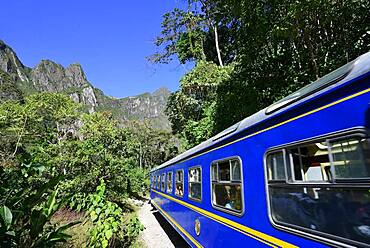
(150, 52, 370, 248)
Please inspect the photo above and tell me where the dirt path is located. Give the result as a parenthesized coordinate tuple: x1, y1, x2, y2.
(137, 200, 189, 248)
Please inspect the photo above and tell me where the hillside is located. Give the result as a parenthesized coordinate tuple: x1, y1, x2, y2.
(0, 40, 171, 129)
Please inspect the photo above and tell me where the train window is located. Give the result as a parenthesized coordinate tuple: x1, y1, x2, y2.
(287, 143, 331, 182)
(266, 133, 370, 246)
(151, 175, 155, 188)
(175, 170, 184, 197)
(211, 158, 243, 214)
(161, 173, 166, 192)
(219, 161, 231, 181)
(267, 151, 286, 180)
(167, 171, 173, 193)
(231, 160, 241, 181)
(188, 167, 202, 201)
(157, 175, 160, 190)
(329, 137, 370, 179)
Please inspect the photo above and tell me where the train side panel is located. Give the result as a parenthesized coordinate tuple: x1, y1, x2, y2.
(150, 79, 370, 247)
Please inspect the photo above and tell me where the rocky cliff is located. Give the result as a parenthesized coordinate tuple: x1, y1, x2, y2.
(0, 40, 171, 129)
(31, 60, 98, 113)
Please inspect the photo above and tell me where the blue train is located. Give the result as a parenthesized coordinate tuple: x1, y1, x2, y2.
(150, 52, 370, 248)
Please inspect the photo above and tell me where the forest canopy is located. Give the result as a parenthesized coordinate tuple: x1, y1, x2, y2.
(0, 93, 178, 247)
(151, 0, 370, 148)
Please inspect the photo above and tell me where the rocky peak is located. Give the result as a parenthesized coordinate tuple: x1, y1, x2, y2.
(0, 40, 29, 83)
(31, 60, 90, 92)
(30, 60, 97, 112)
(32, 60, 65, 91)
(153, 87, 171, 97)
(65, 63, 88, 87)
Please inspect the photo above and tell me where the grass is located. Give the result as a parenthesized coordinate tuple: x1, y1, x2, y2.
(52, 208, 92, 248)
(51, 198, 145, 248)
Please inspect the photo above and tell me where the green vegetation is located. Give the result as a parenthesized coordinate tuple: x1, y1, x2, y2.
(0, 93, 177, 247)
(152, 0, 370, 148)
(0, 70, 24, 103)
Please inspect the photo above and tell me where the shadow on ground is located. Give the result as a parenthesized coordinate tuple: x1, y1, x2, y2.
(150, 204, 190, 248)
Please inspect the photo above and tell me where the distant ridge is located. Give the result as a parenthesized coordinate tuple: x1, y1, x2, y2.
(0, 40, 171, 130)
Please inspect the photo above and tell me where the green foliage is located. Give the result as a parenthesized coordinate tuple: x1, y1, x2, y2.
(0, 93, 80, 170)
(156, 0, 370, 148)
(27, 189, 80, 247)
(148, 8, 206, 64)
(0, 205, 15, 246)
(0, 94, 83, 248)
(124, 217, 144, 245)
(125, 120, 179, 169)
(0, 206, 12, 230)
(0, 92, 169, 247)
(149, 0, 237, 66)
(217, 0, 370, 129)
(165, 61, 234, 147)
(69, 180, 143, 248)
(87, 180, 124, 248)
(0, 70, 23, 103)
(0, 175, 78, 247)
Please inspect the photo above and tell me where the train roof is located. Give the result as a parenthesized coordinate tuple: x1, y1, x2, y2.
(151, 52, 370, 172)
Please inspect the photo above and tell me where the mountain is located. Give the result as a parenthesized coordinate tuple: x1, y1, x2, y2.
(0, 40, 171, 130)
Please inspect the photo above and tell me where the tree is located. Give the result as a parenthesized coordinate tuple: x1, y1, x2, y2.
(226, 0, 370, 108)
(149, 0, 238, 66)
(148, 8, 206, 64)
(165, 61, 234, 147)
(154, 0, 370, 147)
(125, 120, 179, 169)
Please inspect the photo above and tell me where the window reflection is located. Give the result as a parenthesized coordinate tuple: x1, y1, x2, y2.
(167, 172, 173, 193)
(330, 138, 370, 179)
(219, 161, 231, 181)
(270, 187, 370, 244)
(161, 173, 165, 191)
(188, 167, 201, 201)
(266, 135, 370, 246)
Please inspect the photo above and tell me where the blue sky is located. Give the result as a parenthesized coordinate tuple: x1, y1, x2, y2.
(0, 0, 191, 98)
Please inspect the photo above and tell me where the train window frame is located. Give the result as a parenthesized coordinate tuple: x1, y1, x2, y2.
(155, 175, 158, 189)
(210, 156, 244, 216)
(157, 175, 160, 190)
(175, 169, 184, 197)
(188, 166, 202, 202)
(264, 129, 370, 247)
(167, 171, 173, 193)
(161, 173, 166, 192)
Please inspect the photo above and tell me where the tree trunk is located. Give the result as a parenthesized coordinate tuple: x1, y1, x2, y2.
(139, 143, 142, 168)
(198, 0, 223, 66)
(213, 25, 224, 67)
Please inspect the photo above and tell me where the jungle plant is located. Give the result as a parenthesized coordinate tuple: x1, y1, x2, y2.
(82, 180, 143, 248)
(0, 178, 79, 247)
